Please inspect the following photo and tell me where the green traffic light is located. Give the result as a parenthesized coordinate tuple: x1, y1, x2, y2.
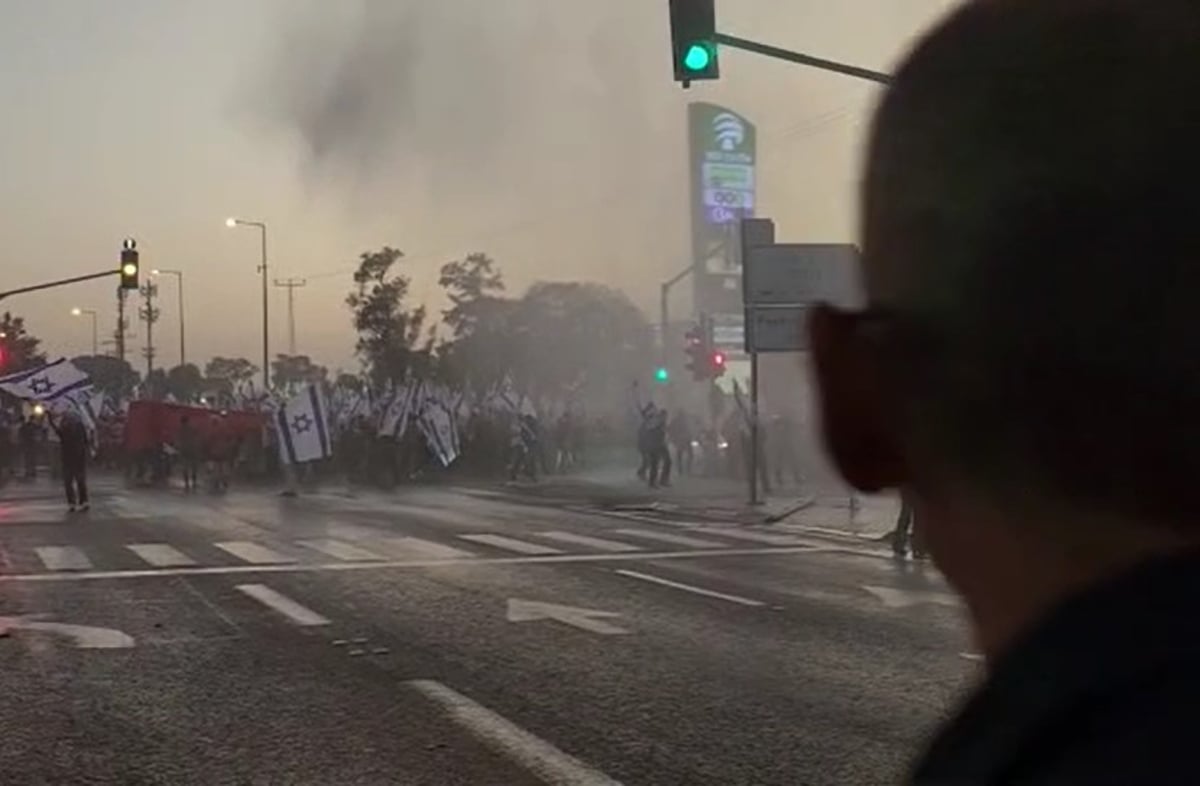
(683, 42, 712, 72)
(654, 367, 670, 383)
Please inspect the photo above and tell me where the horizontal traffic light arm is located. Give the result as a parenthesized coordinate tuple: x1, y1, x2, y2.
(0, 269, 125, 302)
(713, 32, 892, 85)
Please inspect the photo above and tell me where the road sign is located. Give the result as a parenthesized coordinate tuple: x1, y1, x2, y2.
(743, 243, 859, 306)
(745, 306, 808, 353)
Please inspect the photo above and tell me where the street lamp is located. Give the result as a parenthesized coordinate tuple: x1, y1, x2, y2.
(71, 307, 99, 356)
(152, 269, 186, 367)
(225, 217, 269, 391)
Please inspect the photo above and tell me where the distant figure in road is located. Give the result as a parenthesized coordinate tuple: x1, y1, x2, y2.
(810, 1, 1200, 783)
(176, 415, 201, 492)
(668, 410, 694, 477)
(18, 416, 37, 480)
(49, 410, 89, 512)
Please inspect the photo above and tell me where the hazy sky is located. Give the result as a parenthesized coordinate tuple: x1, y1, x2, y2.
(0, 0, 960, 373)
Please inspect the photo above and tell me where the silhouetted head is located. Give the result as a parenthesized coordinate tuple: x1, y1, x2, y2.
(813, 0, 1200, 532)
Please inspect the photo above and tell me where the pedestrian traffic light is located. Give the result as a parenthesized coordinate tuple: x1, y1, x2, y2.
(654, 366, 670, 384)
(120, 238, 139, 290)
(668, 0, 719, 86)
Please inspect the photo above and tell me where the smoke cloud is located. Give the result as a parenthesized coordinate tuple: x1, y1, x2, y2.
(252, 0, 685, 222)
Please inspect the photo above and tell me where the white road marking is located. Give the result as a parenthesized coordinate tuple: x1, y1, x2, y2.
(387, 537, 475, 560)
(614, 569, 766, 607)
(215, 541, 295, 565)
(534, 531, 642, 553)
(126, 543, 197, 567)
(506, 598, 630, 635)
(696, 528, 807, 546)
(236, 583, 329, 626)
(458, 534, 563, 555)
(409, 679, 622, 785)
(35, 546, 92, 571)
(297, 539, 384, 562)
(612, 528, 724, 549)
(0, 544, 824, 584)
(0, 616, 134, 649)
(959, 651, 985, 663)
(861, 585, 960, 609)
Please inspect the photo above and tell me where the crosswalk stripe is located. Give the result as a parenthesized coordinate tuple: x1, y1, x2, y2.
(612, 529, 724, 549)
(214, 541, 295, 565)
(534, 531, 642, 553)
(695, 528, 806, 546)
(388, 537, 475, 560)
(297, 539, 385, 562)
(127, 543, 197, 567)
(458, 534, 563, 555)
(35, 546, 92, 571)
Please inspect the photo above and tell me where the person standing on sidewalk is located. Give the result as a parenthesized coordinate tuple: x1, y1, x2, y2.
(48, 410, 89, 512)
(176, 415, 201, 493)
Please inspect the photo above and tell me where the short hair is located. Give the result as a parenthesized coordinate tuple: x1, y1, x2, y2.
(864, 0, 1200, 525)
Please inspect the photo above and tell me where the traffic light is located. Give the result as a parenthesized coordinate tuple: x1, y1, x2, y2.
(685, 324, 708, 381)
(668, 0, 719, 86)
(120, 238, 139, 290)
(710, 350, 727, 378)
(654, 366, 670, 384)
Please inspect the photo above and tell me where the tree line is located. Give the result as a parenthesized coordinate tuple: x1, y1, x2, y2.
(0, 247, 654, 412)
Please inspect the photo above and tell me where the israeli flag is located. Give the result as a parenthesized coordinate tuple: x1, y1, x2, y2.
(0, 358, 91, 402)
(275, 384, 333, 464)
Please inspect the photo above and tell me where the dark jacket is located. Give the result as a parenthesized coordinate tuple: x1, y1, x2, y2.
(54, 418, 89, 467)
(911, 550, 1200, 785)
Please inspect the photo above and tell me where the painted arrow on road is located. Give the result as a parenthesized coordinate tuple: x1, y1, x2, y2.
(506, 599, 630, 636)
(861, 585, 960, 610)
(0, 616, 134, 649)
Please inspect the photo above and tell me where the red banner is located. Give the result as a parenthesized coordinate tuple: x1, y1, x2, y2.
(123, 401, 266, 454)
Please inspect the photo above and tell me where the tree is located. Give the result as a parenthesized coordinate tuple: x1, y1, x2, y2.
(72, 355, 139, 400)
(334, 372, 362, 393)
(510, 282, 653, 409)
(346, 246, 434, 386)
(271, 354, 328, 390)
(204, 357, 258, 393)
(142, 368, 168, 400)
(0, 312, 46, 373)
(436, 253, 515, 390)
(165, 363, 204, 403)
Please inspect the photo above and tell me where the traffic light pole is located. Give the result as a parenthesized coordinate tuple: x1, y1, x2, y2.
(0, 269, 119, 301)
(660, 264, 694, 367)
(713, 33, 892, 85)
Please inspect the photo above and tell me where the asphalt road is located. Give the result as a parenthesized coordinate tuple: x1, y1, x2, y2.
(0, 477, 976, 785)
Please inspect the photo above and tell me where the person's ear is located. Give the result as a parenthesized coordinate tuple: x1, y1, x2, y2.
(808, 304, 907, 493)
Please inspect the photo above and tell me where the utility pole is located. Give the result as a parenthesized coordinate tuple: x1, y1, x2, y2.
(273, 277, 307, 355)
(139, 281, 159, 378)
(116, 287, 127, 363)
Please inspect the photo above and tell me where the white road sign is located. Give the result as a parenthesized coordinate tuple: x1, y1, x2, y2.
(744, 244, 860, 306)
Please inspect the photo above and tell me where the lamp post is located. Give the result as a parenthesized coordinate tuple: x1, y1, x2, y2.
(152, 269, 186, 367)
(71, 307, 98, 356)
(226, 217, 269, 390)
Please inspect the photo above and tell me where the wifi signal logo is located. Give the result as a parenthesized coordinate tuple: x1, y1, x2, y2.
(712, 112, 745, 151)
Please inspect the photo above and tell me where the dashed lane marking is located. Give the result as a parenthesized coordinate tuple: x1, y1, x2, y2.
(297, 539, 385, 562)
(612, 528, 724, 549)
(236, 583, 330, 626)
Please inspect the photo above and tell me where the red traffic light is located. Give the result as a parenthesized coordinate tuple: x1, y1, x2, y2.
(711, 351, 726, 367)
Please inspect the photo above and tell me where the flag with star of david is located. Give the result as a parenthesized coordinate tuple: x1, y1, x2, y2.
(274, 383, 333, 464)
(0, 358, 91, 403)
